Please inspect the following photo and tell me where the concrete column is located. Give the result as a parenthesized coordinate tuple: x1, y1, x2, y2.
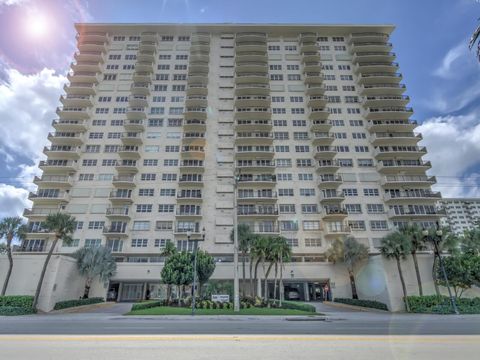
(142, 282, 148, 300)
(303, 282, 310, 302)
(257, 278, 262, 298)
(118, 282, 123, 302)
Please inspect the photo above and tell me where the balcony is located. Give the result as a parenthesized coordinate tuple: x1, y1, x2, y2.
(183, 119, 206, 131)
(366, 119, 417, 133)
(235, 73, 269, 84)
(377, 160, 432, 174)
(176, 209, 202, 218)
(173, 224, 202, 236)
(370, 132, 422, 146)
(185, 95, 208, 107)
(307, 96, 328, 108)
(131, 83, 150, 96)
(60, 94, 93, 108)
(179, 175, 203, 186)
(237, 175, 276, 185)
(235, 132, 273, 145)
(310, 120, 333, 132)
(303, 62, 322, 73)
(302, 52, 320, 63)
(235, 53, 268, 65)
(236, 32, 267, 43)
(188, 73, 208, 85)
(324, 225, 351, 238)
(23, 207, 63, 219)
(103, 226, 128, 237)
(304, 72, 323, 84)
(63, 82, 96, 95)
(238, 207, 278, 217)
(191, 32, 210, 43)
(363, 95, 410, 107)
(126, 107, 147, 120)
(235, 107, 271, 120)
(181, 146, 205, 159)
(39, 160, 77, 173)
(43, 146, 80, 159)
(137, 49, 155, 63)
(314, 146, 337, 160)
(237, 191, 277, 202)
(139, 40, 157, 52)
(106, 207, 131, 219)
(236, 161, 276, 171)
(299, 32, 317, 43)
(179, 160, 204, 171)
(354, 61, 399, 74)
(235, 146, 274, 159)
(114, 160, 139, 173)
(300, 43, 318, 53)
(118, 146, 140, 160)
(363, 107, 413, 120)
(387, 208, 446, 219)
(318, 175, 343, 188)
(352, 51, 396, 63)
(380, 175, 437, 187)
(141, 31, 157, 42)
(121, 132, 143, 145)
(236, 62, 268, 74)
(184, 107, 207, 120)
(67, 71, 99, 84)
(51, 119, 87, 132)
(322, 206, 348, 220)
(33, 175, 73, 188)
(28, 191, 69, 205)
(135, 61, 154, 73)
(124, 119, 145, 131)
(309, 108, 330, 121)
(320, 191, 345, 204)
(235, 119, 272, 131)
(108, 191, 133, 204)
(235, 42, 267, 54)
(47, 132, 84, 145)
(112, 175, 136, 187)
(190, 42, 210, 53)
(70, 61, 101, 73)
(384, 191, 442, 203)
(56, 106, 90, 120)
(183, 132, 206, 145)
(74, 51, 105, 64)
(350, 41, 392, 53)
(312, 132, 335, 145)
(235, 83, 270, 96)
(76, 31, 108, 43)
(186, 84, 208, 96)
(349, 32, 389, 43)
(132, 71, 152, 83)
(316, 160, 341, 173)
(234, 95, 270, 108)
(360, 83, 406, 96)
(373, 146, 427, 160)
(305, 84, 326, 96)
(176, 192, 202, 201)
(357, 72, 402, 84)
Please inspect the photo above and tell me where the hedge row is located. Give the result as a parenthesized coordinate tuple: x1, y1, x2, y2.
(0, 306, 36, 316)
(334, 298, 388, 311)
(53, 297, 104, 310)
(131, 300, 166, 311)
(273, 300, 316, 313)
(407, 296, 480, 314)
(0, 295, 34, 309)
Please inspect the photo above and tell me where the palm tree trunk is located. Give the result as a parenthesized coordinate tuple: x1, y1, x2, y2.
(396, 256, 410, 312)
(166, 284, 171, 304)
(249, 256, 254, 297)
(83, 277, 93, 299)
(33, 237, 59, 310)
(432, 256, 440, 296)
(411, 251, 423, 296)
(264, 262, 273, 302)
(241, 250, 246, 297)
(279, 258, 284, 307)
(348, 269, 358, 300)
(273, 263, 278, 304)
(1, 237, 13, 296)
(253, 259, 261, 298)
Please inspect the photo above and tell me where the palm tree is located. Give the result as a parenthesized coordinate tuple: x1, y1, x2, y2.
(230, 224, 254, 297)
(263, 238, 279, 303)
(74, 245, 117, 298)
(380, 231, 412, 312)
(0, 217, 27, 295)
(469, 18, 480, 62)
(251, 235, 269, 298)
(401, 224, 426, 296)
(160, 241, 177, 302)
(271, 236, 291, 306)
(326, 237, 368, 300)
(32, 212, 76, 310)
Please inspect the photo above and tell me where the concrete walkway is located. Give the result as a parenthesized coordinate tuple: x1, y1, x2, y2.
(49, 302, 133, 315)
(309, 301, 362, 314)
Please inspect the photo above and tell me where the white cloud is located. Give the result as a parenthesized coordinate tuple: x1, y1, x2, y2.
(418, 110, 480, 197)
(0, 0, 28, 6)
(433, 42, 467, 79)
(0, 67, 67, 160)
(0, 184, 31, 219)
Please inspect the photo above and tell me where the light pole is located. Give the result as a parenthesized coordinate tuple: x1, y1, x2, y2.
(191, 227, 205, 316)
(422, 227, 459, 315)
(233, 170, 240, 312)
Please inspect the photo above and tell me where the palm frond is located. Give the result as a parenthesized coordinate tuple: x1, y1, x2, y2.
(469, 21, 480, 61)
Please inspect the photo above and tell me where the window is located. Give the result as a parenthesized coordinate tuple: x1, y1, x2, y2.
(345, 204, 362, 214)
(270, 74, 283, 81)
(367, 204, 385, 214)
(103, 74, 117, 81)
(305, 238, 322, 247)
(358, 159, 374, 167)
(364, 188, 380, 197)
(92, 120, 106, 126)
(302, 204, 318, 213)
(280, 221, 299, 231)
(271, 96, 285, 102)
(292, 120, 306, 127)
(162, 35, 174, 41)
(296, 159, 313, 167)
(140, 173, 156, 181)
(131, 239, 148, 247)
(355, 146, 369, 153)
(338, 159, 353, 167)
(349, 120, 364, 127)
(110, 119, 124, 126)
(273, 120, 287, 126)
(343, 85, 356, 91)
(303, 221, 320, 230)
(164, 159, 178, 166)
(162, 174, 177, 181)
(132, 221, 150, 231)
(286, 64, 300, 70)
(136, 204, 153, 213)
(82, 159, 97, 166)
(160, 189, 176, 196)
(284, 45, 297, 51)
(148, 119, 164, 127)
(300, 188, 315, 196)
(276, 159, 292, 167)
(88, 221, 105, 230)
(279, 204, 296, 213)
(298, 173, 313, 181)
(269, 64, 282, 70)
(268, 45, 280, 51)
(106, 239, 123, 252)
(288, 74, 301, 81)
(154, 239, 171, 248)
(278, 188, 294, 196)
(343, 188, 358, 197)
(158, 204, 175, 213)
(156, 74, 169, 81)
(79, 173, 94, 181)
(295, 145, 310, 153)
(139, 188, 155, 196)
(85, 239, 101, 248)
(370, 221, 388, 231)
(143, 159, 158, 166)
(275, 145, 290, 153)
(286, 238, 299, 247)
(277, 173, 293, 181)
(291, 108, 304, 114)
(348, 221, 366, 231)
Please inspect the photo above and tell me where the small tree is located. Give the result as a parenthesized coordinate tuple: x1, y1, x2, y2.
(33, 212, 76, 310)
(461, 227, 480, 256)
(437, 253, 480, 298)
(0, 217, 26, 296)
(195, 250, 215, 297)
(380, 231, 412, 312)
(74, 245, 117, 298)
(326, 237, 368, 300)
(230, 224, 254, 297)
(160, 241, 177, 302)
(401, 224, 426, 296)
(161, 251, 193, 302)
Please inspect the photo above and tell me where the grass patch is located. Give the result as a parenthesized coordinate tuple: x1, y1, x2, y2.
(127, 306, 319, 316)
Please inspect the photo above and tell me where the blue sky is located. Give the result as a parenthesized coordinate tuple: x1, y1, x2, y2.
(0, 0, 479, 218)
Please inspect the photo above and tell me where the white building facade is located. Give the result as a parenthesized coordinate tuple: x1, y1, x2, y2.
(439, 198, 480, 235)
(6, 23, 447, 310)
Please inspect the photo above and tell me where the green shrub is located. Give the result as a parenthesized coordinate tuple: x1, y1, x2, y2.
(406, 296, 480, 314)
(276, 300, 316, 313)
(131, 300, 167, 311)
(0, 306, 36, 316)
(0, 295, 34, 309)
(334, 298, 388, 311)
(53, 297, 104, 310)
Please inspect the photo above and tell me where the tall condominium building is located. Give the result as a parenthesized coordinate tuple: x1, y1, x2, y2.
(439, 198, 480, 235)
(18, 23, 444, 307)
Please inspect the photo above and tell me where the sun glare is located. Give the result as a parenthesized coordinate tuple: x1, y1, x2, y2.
(25, 13, 50, 39)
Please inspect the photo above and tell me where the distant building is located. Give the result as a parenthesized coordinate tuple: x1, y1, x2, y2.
(439, 198, 480, 234)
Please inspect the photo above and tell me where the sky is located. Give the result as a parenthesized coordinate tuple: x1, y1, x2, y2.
(0, 0, 479, 219)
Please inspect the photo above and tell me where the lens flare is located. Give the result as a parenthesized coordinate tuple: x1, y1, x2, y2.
(24, 12, 50, 39)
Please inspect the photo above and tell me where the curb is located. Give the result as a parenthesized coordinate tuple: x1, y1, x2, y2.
(323, 301, 390, 313)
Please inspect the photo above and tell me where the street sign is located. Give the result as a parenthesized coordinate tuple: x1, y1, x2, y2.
(212, 294, 230, 303)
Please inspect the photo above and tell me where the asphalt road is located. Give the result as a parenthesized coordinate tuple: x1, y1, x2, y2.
(1, 310, 480, 335)
(0, 335, 479, 360)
